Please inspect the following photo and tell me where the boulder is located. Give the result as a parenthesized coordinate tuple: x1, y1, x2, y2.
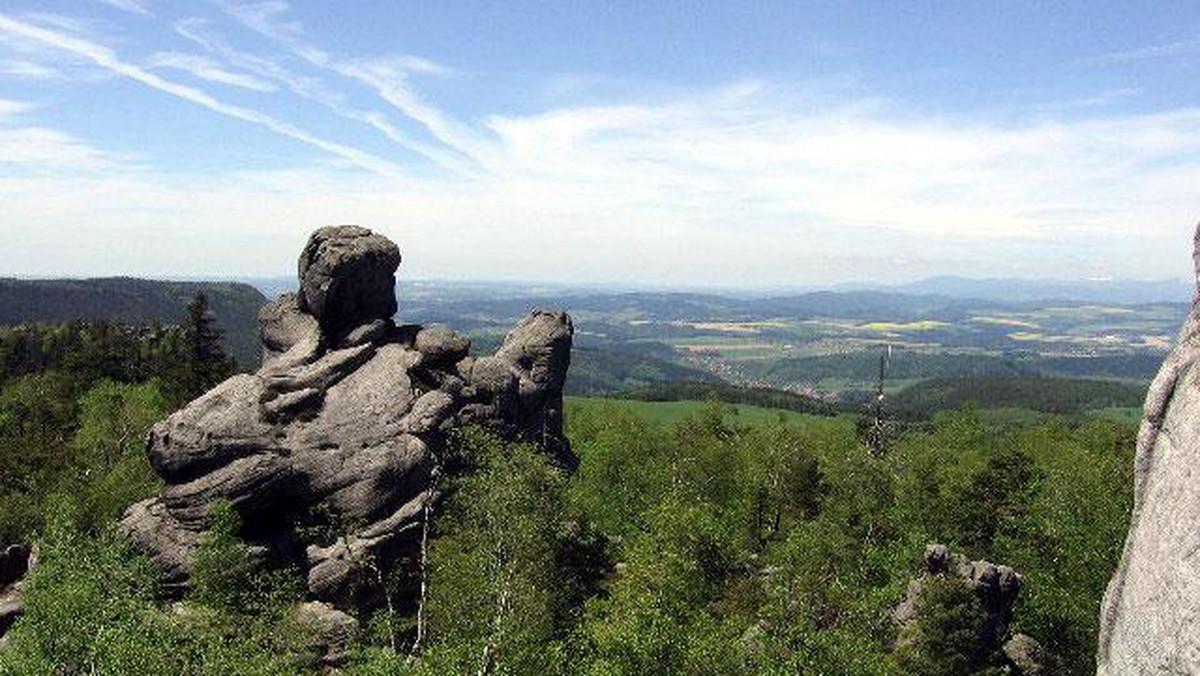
(1097, 222, 1200, 674)
(298, 225, 401, 337)
(292, 600, 360, 668)
(1003, 633, 1046, 675)
(894, 544, 1023, 653)
(414, 325, 470, 368)
(121, 225, 574, 614)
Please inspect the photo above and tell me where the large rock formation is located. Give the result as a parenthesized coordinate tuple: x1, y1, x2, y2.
(121, 225, 574, 611)
(1097, 223, 1200, 674)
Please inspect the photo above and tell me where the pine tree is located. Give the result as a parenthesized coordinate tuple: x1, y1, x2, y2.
(183, 292, 234, 399)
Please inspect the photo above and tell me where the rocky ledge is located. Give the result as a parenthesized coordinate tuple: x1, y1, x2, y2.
(121, 225, 574, 611)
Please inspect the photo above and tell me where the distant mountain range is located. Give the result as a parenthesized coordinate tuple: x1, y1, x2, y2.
(869, 276, 1194, 305)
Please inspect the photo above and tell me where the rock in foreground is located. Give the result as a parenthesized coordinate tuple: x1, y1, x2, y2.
(121, 225, 574, 612)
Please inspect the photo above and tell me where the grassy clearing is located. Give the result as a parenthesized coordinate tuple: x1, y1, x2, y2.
(1088, 406, 1143, 425)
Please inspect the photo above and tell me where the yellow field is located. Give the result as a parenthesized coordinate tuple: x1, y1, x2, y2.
(861, 321, 951, 332)
(971, 316, 1040, 329)
(674, 321, 788, 333)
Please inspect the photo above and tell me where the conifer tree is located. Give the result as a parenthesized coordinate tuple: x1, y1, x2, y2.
(183, 292, 234, 399)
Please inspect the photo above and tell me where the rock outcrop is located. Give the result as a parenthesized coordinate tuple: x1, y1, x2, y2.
(121, 225, 574, 612)
(894, 544, 1044, 673)
(1004, 633, 1046, 676)
(0, 544, 36, 647)
(894, 544, 1024, 653)
(1097, 223, 1200, 674)
(291, 601, 360, 668)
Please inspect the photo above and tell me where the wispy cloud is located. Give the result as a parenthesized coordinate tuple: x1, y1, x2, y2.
(213, 0, 492, 166)
(331, 57, 494, 166)
(0, 97, 34, 115)
(94, 0, 152, 17)
(220, 0, 301, 41)
(146, 51, 276, 91)
(1079, 38, 1200, 66)
(9, 80, 1198, 282)
(0, 58, 60, 78)
(0, 13, 408, 177)
(174, 16, 475, 174)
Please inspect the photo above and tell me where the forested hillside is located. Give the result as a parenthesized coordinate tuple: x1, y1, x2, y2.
(892, 376, 1146, 418)
(0, 279, 266, 367)
(0, 309, 235, 547)
(615, 380, 844, 416)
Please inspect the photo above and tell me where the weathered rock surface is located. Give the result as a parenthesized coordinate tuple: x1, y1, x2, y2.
(894, 544, 1025, 661)
(121, 225, 574, 611)
(1097, 223, 1200, 675)
(1004, 633, 1046, 675)
(0, 544, 37, 645)
(292, 601, 360, 668)
(298, 225, 401, 336)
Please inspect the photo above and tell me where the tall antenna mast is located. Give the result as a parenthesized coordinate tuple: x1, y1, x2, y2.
(868, 344, 891, 456)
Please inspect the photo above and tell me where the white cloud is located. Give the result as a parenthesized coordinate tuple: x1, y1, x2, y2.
(219, 0, 301, 41)
(0, 98, 33, 115)
(146, 51, 276, 91)
(0, 126, 126, 169)
(173, 17, 471, 173)
(3, 88, 1196, 283)
(330, 57, 494, 166)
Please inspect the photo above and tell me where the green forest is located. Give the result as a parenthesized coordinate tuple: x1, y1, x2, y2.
(0, 309, 1135, 674)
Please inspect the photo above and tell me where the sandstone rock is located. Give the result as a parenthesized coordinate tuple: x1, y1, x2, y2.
(894, 544, 1023, 653)
(259, 293, 321, 366)
(494, 310, 575, 469)
(121, 500, 200, 590)
(1097, 222, 1200, 674)
(298, 225, 401, 336)
(121, 225, 574, 618)
(414, 325, 470, 367)
(292, 600, 359, 668)
(1003, 633, 1045, 675)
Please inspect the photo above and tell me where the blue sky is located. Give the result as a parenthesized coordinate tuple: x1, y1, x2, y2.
(0, 1, 1198, 286)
